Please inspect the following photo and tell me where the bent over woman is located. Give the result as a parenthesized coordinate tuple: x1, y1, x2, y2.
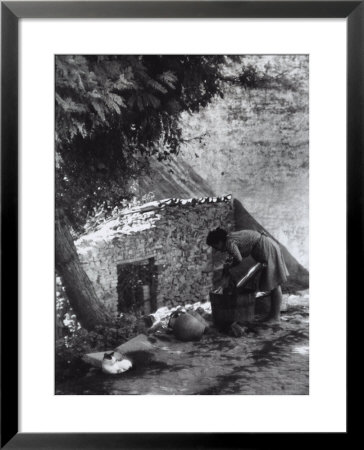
(206, 227, 289, 323)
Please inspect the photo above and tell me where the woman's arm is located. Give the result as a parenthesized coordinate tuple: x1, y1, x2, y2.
(225, 239, 243, 263)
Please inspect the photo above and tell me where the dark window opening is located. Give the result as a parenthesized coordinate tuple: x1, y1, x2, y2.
(117, 258, 158, 315)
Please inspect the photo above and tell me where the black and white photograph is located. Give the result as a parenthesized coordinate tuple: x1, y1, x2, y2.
(55, 54, 309, 395)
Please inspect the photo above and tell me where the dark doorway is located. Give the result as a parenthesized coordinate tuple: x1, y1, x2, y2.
(117, 258, 158, 315)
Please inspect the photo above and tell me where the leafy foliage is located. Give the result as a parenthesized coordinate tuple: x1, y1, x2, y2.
(56, 270, 145, 381)
(56, 55, 227, 229)
(55, 314, 144, 382)
(56, 55, 299, 230)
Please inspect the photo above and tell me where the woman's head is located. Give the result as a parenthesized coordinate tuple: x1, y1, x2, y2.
(206, 227, 228, 251)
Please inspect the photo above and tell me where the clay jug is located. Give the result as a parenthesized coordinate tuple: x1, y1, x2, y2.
(172, 312, 205, 341)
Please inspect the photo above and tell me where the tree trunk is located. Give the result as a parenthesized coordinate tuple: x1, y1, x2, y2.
(55, 210, 113, 329)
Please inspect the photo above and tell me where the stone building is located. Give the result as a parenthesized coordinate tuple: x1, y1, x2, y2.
(75, 195, 233, 316)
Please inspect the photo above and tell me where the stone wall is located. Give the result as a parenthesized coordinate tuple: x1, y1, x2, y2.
(178, 56, 309, 268)
(75, 198, 233, 315)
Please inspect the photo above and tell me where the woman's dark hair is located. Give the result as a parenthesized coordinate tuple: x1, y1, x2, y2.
(206, 227, 228, 246)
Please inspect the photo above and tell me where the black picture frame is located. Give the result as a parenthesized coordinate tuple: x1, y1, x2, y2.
(1, 1, 358, 448)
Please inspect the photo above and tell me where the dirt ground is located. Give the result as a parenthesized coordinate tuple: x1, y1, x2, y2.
(56, 291, 309, 395)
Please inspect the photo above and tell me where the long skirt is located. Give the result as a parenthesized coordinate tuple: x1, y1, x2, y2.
(251, 235, 289, 292)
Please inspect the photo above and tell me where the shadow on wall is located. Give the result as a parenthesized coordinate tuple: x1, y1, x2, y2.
(233, 198, 309, 292)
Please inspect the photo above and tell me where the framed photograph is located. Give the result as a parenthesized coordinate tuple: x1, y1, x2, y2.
(1, 0, 357, 447)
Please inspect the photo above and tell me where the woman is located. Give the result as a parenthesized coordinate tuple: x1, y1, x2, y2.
(206, 227, 289, 323)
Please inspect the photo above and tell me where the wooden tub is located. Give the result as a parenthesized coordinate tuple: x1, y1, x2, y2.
(209, 290, 255, 330)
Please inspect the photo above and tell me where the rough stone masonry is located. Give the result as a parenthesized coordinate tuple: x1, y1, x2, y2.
(75, 196, 233, 316)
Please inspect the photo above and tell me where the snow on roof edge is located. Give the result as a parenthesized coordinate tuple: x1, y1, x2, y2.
(119, 194, 233, 217)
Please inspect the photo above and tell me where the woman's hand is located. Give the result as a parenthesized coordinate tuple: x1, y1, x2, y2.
(221, 274, 230, 288)
(222, 262, 233, 276)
